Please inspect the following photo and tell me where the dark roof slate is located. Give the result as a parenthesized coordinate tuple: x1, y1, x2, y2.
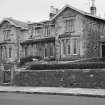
(0, 18, 28, 29)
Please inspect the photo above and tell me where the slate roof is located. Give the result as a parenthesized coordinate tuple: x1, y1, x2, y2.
(0, 18, 28, 29)
(50, 4, 105, 21)
(0, 4, 105, 30)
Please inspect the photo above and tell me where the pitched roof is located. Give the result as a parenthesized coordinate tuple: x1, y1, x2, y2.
(0, 18, 28, 29)
(50, 4, 105, 21)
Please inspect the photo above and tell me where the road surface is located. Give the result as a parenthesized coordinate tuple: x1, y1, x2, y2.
(0, 93, 105, 105)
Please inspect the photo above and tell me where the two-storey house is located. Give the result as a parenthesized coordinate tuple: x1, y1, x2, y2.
(0, 3, 105, 64)
(21, 4, 105, 61)
(0, 18, 29, 63)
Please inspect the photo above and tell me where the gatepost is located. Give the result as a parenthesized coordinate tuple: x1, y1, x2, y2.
(10, 63, 16, 86)
(0, 63, 4, 85)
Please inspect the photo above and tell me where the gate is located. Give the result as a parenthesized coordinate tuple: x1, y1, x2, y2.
(0, 63, 15, 85)
(3, 70, 11, 84)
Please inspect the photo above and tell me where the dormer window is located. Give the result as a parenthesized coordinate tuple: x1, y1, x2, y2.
(35, 27, 43, 36)
(34, 24, 43, 36)
(44, 25, 50, 36)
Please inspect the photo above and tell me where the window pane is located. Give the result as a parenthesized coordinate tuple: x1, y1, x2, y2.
(50, 47, 53, 56)
(62, 40, 66, 55)
(9, 48, 12, 58)
(45, 48, 47, 57)
(65, 20, 74, 32)
(73, 39, 78, 54)
(25, 47, 28, 56)
(68, 44, 70, 54)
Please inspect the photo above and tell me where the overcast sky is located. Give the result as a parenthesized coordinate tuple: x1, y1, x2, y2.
(0, 0, 105, 22)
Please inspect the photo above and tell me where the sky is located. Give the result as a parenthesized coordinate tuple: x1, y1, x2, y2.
(0, 0, 105, 22)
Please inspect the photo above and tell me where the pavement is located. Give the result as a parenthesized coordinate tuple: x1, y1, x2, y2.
(0, 86, 105, 97)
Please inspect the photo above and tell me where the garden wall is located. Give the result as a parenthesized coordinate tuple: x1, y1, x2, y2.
(14, 69, 105, 88)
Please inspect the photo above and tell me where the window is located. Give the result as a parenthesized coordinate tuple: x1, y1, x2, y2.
(36, 28, 41, 34)
(66, 39, 71, 55)
(29, 45, 33, 56)
(44, 25, 50, 36)
(61, 38, 79, 56)
(3, 30, 10, 41)
(72, 39, 78, 54)
(24, 47, 28, 56)
(50, 47, 53, 56)
(61, 39, 70, 56)
(65, 19, 75, 33)
(67, 44, 70, 54)
(9, 48, 12, 58)
(49, 43, 54, 57)
(35, 28, 42, 36)
(44, 47, 47, 57)
(62, 39, 66, 55)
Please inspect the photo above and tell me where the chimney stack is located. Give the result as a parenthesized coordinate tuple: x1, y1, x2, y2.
(49, 6, 59, 19)
(90, 0, 96, 15)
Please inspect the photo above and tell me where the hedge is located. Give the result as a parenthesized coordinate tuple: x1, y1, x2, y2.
(27, 62, 105, 70)
(19, 56, 42, 66)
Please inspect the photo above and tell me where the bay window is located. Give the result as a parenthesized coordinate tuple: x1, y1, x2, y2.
(61, 37, 79, 56)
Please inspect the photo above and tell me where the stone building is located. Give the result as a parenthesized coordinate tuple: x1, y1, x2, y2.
(0, 3, 105, 64)
(21, 4, 105, 61)
(0, 18, 29, 63)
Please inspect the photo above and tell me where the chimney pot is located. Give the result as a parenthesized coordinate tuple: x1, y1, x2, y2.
(49, 6, 59, 19)
(90, 0, 96, 15)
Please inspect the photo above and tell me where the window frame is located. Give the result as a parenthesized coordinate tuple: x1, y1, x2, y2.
(3, 30, 10, 41)
(44, 25, 50, 37)
(71, 38, 79, 55)
(49, 43, 54, 57)
(64, 18, 75, 33)
(60, 37, 79, 57)
(61, 38, 71, 56)
(24, 46, 28, 57)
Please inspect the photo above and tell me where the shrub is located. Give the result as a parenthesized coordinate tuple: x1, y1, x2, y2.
(20, 56, 42, 66)
(27, 62, 105, 70)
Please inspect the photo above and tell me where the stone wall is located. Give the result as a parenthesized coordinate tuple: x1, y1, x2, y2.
(14, 69, 105, 88)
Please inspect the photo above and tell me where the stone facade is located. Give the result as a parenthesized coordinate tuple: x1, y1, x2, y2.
(0, 5, 105, 64)
(0, 18, 29, 63)
(82, 16, 105, 58)
(21, 21, 56, 60)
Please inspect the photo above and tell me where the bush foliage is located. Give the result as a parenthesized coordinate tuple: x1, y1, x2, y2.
(27, 62, 105, 70)
(20, 56, 42, 66)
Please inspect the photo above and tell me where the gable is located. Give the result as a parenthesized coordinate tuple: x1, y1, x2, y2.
(0, 18, 28, 30)
(0, 21, 12, 29)
(53, 7, 83, 22)
(51, 5, 105, 22)
(51, 5, 84, 21)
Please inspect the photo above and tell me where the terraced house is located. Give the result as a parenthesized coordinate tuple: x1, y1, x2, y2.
(0, 3, 105, 64)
